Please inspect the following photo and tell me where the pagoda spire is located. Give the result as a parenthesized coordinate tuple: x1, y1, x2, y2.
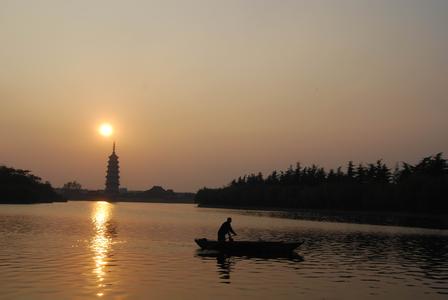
(105, 141, 120, 196)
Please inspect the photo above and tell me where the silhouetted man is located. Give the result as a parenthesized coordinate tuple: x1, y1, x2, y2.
(218, 217, 237, 242)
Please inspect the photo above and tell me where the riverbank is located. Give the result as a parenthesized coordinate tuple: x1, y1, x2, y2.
(0, 199, 67, 204)
(69, 198, 195, 204)
(198, 204, 448, 230)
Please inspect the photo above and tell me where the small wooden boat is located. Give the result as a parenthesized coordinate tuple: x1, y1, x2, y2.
(194, 238, 303, 254)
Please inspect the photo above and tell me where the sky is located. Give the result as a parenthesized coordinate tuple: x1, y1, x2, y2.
(1, 0, 447, 192)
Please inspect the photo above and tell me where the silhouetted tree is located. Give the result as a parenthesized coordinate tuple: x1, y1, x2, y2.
(0, 166, 64, 204)
(63, 181, 82, 192)
(195, 153, 448, 213)
(347, 161, 355, 179)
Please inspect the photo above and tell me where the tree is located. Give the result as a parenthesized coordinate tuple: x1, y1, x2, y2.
(195, 153, 448, 213)
(347, 161, 355, 179)
(63, 181, 82, 192)
(0, 166, 63, 203)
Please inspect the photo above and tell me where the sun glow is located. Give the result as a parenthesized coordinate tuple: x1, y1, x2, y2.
(99, 123, 113, 137)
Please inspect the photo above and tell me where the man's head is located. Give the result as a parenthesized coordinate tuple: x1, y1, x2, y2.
(227, 217, 232, 223)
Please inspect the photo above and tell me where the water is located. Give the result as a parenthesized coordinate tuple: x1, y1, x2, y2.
(0, 201, 447, 299)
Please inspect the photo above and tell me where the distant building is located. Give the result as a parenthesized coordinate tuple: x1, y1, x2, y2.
(105, 142, 120, 195)
(143, 185, 174, 198)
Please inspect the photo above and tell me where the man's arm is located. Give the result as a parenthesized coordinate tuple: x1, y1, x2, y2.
(229, 225, 236, 235)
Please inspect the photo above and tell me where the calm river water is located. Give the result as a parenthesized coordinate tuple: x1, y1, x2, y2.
(0, 201, 447, 299)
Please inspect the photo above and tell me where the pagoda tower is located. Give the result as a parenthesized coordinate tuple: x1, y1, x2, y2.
(105, 142, 120, 195)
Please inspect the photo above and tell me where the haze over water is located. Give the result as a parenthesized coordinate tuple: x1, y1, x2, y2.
(0, 201, 447, 299)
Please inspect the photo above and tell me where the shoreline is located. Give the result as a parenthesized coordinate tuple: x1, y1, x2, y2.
(198, 204, 448, 230)
(0, 198, 194, 205)
(68, 198, 195, 204)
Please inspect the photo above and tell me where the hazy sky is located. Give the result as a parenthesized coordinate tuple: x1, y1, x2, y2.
(1, 0, 447, 192)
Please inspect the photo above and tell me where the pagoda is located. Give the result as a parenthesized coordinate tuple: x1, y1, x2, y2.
(105, 142, 120, 195)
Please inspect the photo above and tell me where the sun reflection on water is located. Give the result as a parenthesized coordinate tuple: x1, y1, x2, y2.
(91, 201, 114, 297)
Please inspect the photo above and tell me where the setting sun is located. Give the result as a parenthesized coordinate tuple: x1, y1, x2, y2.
(99, 123, 113, 137)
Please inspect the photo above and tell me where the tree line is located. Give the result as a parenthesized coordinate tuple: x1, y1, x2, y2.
(0, 166, 64, 203)
(195, 153, 448, 212)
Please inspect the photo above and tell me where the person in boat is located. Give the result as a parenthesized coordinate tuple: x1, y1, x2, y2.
(218, 217, 237, 242)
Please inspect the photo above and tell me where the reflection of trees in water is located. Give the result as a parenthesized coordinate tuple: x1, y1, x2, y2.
(228, 228, 447, 292)
(395, 236, 448, 286)
(277, 230, 448, 292)
(239, 210, 447, 230)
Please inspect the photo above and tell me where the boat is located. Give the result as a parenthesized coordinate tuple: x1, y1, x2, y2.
(194, 238, 303, 254)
